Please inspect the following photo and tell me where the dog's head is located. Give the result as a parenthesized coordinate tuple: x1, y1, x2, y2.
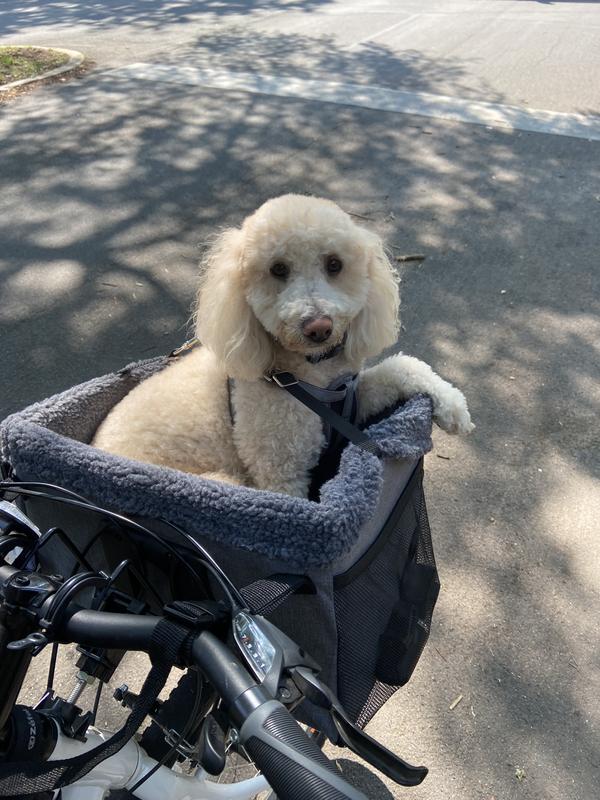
(195, 195, 400, 379)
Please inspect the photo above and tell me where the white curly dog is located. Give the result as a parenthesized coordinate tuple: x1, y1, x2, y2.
(93, 195, 473, 497)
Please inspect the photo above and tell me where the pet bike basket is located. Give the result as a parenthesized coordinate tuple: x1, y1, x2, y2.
(0, 355, 440, 737)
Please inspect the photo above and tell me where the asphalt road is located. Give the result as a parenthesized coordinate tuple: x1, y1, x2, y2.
(1, 2, 599, 800)
(2, 0, 600, 112)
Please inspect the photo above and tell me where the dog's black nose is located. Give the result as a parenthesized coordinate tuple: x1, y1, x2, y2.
(302, 316, 333, 343)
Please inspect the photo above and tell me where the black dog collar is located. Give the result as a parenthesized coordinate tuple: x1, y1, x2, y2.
(305, 333, 347, 364)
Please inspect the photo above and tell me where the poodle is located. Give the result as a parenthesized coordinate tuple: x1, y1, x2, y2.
(93, 194, 473, 497)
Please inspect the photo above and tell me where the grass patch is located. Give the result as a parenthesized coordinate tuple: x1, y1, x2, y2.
(0, 46, 70, 86)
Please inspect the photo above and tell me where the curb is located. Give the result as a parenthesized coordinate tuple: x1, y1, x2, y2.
(0, 47, 85, 92)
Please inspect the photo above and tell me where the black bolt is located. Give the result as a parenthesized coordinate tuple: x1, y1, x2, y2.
(13, 575, 30, 586)
(113, 684, 129, 702)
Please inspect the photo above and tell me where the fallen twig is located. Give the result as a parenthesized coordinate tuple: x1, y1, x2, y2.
(347, 212, 375, 221)
(396, 254, 426, 263)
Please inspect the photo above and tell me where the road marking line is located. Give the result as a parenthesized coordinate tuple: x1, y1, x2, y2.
(344, 14, 420, 50)
(109, 63, 600, 141)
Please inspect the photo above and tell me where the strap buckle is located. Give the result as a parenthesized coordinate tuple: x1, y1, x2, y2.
(169, 338, 200, 359)
(266, 371, 299, 388)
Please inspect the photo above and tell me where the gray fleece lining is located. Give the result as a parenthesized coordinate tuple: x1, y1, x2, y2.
(0, 357, 433, 567)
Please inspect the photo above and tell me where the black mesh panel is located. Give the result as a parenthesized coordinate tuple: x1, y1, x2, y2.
(333, 465, 439, 729)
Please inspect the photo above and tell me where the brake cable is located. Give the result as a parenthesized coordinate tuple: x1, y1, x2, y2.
(0, 482, 210, 596)
(128, 668, 204, 794)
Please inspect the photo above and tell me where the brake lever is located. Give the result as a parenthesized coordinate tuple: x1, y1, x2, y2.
(291, 666, 428, 787)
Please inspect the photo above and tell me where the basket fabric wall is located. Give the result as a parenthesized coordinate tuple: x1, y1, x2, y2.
(0, 356, 438, 734)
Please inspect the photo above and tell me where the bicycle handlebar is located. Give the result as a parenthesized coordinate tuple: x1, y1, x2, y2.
(0, 564, 368, 800)
(62, 611, 368, 799)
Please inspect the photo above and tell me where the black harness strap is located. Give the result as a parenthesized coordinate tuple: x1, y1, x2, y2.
(241, 573, 316, 617)
(266, 372, 380, 456)
(228, 373, 379, 456)
(227, 376, 236, 428)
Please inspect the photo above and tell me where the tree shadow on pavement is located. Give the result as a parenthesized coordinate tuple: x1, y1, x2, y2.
(154, 26, 494, 99)
(0, 0, 332, 36)
(1, 24, 599, 800)
(0, 27, 508, 417)
(334, 759, 395, 799)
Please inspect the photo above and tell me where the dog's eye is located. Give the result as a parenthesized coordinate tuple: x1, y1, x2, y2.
(325, 255, 343, 275)
(270, 261, 289, 279)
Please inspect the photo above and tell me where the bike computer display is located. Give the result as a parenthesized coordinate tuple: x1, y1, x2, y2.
(233, 610, 277, 680)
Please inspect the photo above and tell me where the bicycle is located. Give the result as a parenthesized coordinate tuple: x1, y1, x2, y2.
(0, 481, 427, 799)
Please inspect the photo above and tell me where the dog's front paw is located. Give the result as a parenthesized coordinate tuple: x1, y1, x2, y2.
(432, 386, 475, 435)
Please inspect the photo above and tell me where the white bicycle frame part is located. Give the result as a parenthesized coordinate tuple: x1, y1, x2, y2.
(51, 726, 270, 800)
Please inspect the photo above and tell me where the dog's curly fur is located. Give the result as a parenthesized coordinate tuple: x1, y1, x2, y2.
(93, 195, 473, 497)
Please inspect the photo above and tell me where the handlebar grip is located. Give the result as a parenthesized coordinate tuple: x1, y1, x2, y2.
(239, 700, 367, 800)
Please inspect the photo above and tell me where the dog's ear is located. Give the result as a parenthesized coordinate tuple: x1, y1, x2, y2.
(346, 230, 400, 363)
(194, 228, 274, 380)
